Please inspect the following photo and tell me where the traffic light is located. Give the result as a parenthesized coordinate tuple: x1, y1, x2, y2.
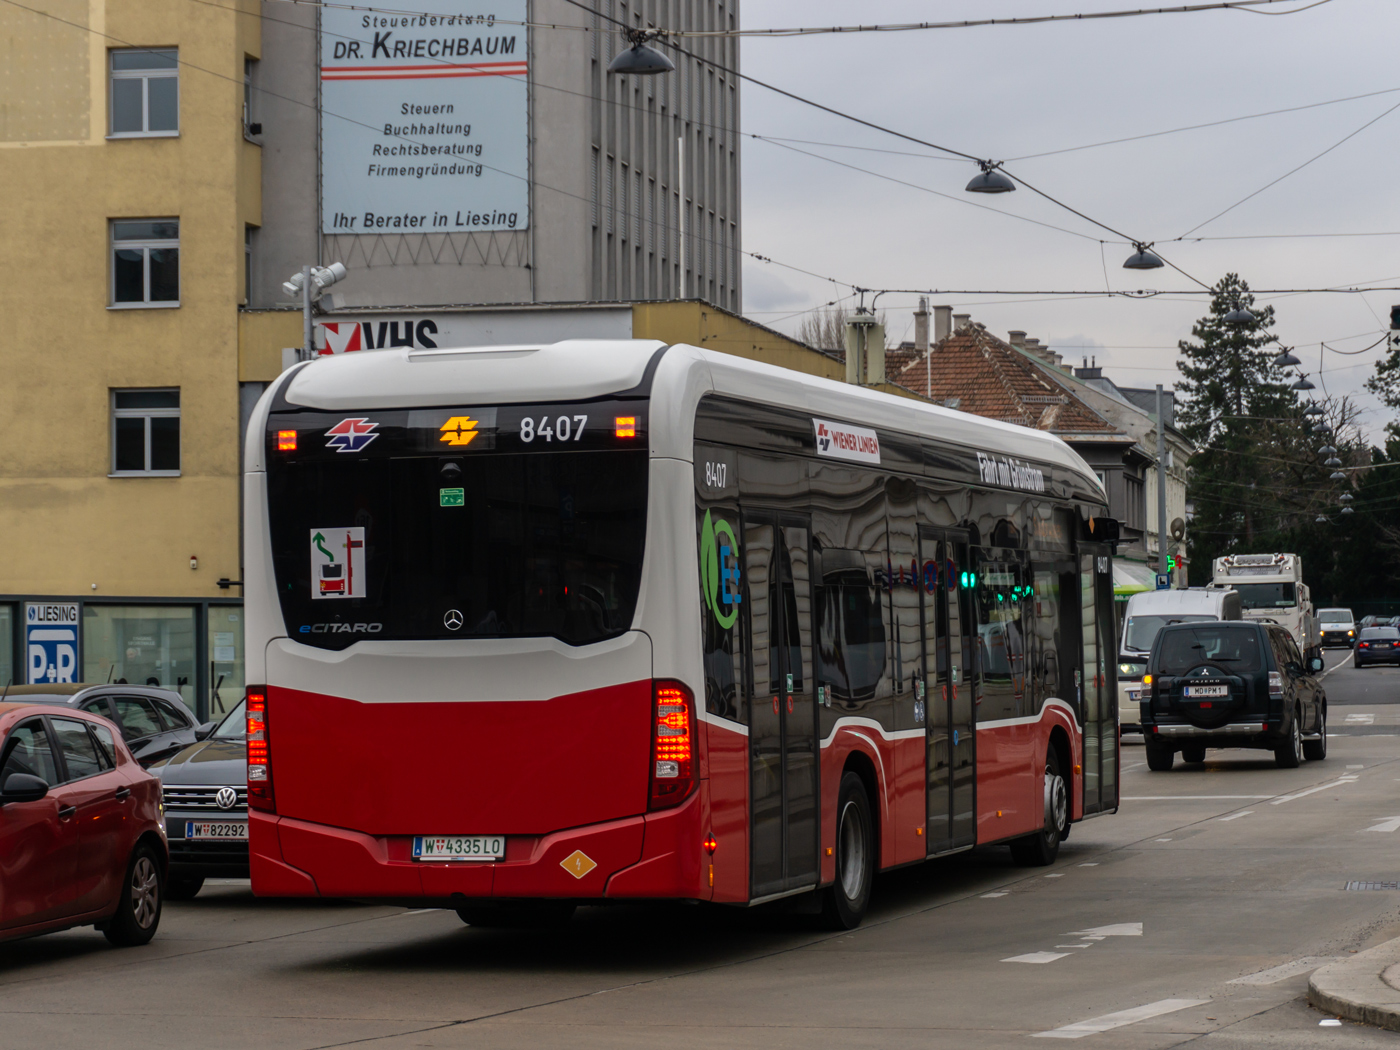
(1391, 304, 1400, 330)
(1167, 554, 1177, 572)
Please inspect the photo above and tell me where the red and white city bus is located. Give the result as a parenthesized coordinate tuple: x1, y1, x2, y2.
(243, 339, 1119, 928)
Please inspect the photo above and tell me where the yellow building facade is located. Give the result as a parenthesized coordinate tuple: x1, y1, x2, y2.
(0, 0, 260, 715)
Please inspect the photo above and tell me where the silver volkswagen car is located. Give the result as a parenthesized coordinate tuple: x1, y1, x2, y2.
(149, 698, 247, 899)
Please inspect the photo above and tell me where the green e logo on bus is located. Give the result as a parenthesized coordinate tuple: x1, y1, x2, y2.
(700, 510, 742, 629)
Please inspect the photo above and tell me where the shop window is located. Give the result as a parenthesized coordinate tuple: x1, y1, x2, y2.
(111, 388, 180, 476)
(110, 48, 178, 136)
(112, 220, 179, 307)
(0, 605, 12, 688)
(83, 605, 196, 709)
(208, 606, 245, 717)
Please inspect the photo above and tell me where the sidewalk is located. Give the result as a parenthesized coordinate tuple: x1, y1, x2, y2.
(1309, 937, 1400, 1031)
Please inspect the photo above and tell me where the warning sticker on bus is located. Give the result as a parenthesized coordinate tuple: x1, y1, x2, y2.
(311, 527, 366, 599)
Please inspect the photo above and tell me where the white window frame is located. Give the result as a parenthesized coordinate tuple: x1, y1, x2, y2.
(110, 220, 180, 309)
(109, 48, 179, 138)
(110, 389, 181, 478)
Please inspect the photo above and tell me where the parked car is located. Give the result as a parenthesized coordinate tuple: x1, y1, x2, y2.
(1118, 587, 1243, 734)
(4, 684, 212, 768)
(1354, 627, 1400, 668)
(1140, 620, 1327, 771)
(149, 698, 247, 899)
(0, 702, 166, 945)
(1317, 607, 1357, 649)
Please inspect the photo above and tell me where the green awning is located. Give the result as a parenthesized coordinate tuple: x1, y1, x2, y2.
(1113, 560, 1157, 598)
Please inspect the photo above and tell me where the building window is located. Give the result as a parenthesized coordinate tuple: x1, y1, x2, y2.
(110, 48, 178, 136)
(112, 389, 180, 476)
(244, 225, 255, 304)
(208, 606, 245, 717)
(83, 605, 196, 709)
(243, 57, 260, 137)
(0, 604, 13, 689)
(112, 220, 179, 306)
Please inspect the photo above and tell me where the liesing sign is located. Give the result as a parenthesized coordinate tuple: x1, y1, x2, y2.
(26, 602, 78, 684)
(319, 0, 528, 235)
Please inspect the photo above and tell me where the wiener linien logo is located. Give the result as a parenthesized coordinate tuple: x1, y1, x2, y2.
(700, 510, 742, 629)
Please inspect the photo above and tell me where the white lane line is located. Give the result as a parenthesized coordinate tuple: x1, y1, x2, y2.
(982, 892, 1009, 898)
(1271, 778, 1359, 804)
(1045, 873, 1064, 878)
(1345, 716, 1374, 725)
(1365, 816, 1400, 833)
(1056, 944, 1094, 949)
(1078, 863, 1099, 867)
(1228, 957, 1340, 985)
(1123, 761, 1146, 771)
(1069, 923, 1142, 938)
(1032, 998, 1210, 1039)
(1123, 795, 1272, 800)
(1347, 762, 1367, 767)
(1004, 951, 1072, 964)
(1156, 838, 1173, 842)
(1218, 810, 1254, 822)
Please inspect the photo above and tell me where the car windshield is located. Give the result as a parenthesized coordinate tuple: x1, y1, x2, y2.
(1360, 628, 1400, 641)
(1123, 614, 1215, 654)
(212, 698, 246, 740)
(1319, 609, 1353, 624)
(1152, 625, 1265, 676)
(1231, 582, 1297, 609)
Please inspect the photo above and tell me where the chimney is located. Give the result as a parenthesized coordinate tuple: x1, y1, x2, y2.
(953, 312, 971, 331)
(914, 297, 930, 353)
(933, 305, 953, 343)
(1008, 330, 1027, 351)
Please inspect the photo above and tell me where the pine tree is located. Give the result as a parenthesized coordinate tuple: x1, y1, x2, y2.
(1177, 274, 1303, 578)
(1364, 336, 1400, 441)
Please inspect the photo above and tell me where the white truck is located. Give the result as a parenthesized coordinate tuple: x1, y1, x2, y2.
(1210, 553, 1319, 655)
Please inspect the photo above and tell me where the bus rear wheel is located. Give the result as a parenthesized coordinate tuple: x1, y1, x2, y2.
(1010, 749, 1067, 867)
(820, 772, 873, 930)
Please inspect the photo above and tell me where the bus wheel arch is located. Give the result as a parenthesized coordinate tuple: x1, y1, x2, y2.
(1047, 726, 1073, 829)
(840, 749, 882, 870)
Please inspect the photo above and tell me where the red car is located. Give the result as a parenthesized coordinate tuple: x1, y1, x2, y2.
(0, 702, 167, 946)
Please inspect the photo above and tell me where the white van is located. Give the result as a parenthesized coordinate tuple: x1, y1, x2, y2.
(1118, 588, 1243, 733)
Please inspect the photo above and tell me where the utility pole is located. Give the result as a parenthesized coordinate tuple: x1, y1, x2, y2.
(1156, 384, 1169, 582)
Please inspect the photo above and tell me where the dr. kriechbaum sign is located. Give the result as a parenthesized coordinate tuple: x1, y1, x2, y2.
(320, 2, 528, 234)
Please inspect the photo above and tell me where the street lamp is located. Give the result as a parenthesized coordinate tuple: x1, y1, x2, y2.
(1291, 375, 1316, 391)
(1123, 243, 1165, 270)
(1273, 349, 1301, 367)
(607, 31, 675, 75)
(1224, 304, 1255, 325)
(966, 161, 1016, 194)
(283, 262, 347, 361)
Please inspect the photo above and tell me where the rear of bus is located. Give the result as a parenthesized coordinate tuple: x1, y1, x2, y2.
(243, 341, 708, 907)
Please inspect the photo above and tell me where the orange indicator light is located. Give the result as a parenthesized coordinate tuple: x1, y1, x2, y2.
(704, 834, 718, 854)
(615, 416, 637, 438)
(277, 430, 297, 451)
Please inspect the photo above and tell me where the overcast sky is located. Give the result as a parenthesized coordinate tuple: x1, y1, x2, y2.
(736, 0, 1398, 440)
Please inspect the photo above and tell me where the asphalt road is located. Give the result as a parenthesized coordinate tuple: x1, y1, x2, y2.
(5, 647, 1400, 1050)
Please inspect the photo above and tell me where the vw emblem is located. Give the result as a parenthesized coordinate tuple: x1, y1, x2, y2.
(215, 787, 238, 811)
(443, 609, 464, 631)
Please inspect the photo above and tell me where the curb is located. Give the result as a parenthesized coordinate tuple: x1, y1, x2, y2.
(1309, 938, 1400, 1031)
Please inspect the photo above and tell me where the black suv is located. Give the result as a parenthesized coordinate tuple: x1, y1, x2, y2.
(1141, 621, 1327, 771)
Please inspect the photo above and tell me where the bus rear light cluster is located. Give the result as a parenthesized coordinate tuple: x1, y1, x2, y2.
(246, 687, 275, 812)
(649, 680, 696, 811)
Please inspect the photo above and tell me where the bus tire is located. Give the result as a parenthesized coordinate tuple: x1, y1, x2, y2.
(456, 901, 576, 929)
(820, 772, 874, 930)
(1145, 742, 1174, 771)
(1010, 749, 1066, 867)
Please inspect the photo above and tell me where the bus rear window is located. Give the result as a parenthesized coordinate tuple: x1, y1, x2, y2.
(1151, 626, 1264, 676)
(266, 447, 648, 649)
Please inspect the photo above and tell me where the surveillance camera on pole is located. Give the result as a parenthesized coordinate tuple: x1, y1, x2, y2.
(284, 262, 348, 361)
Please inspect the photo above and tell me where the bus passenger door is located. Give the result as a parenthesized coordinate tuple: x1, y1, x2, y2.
(745, 515, 818, 899)
(920, 529, 976, 855)
(1078, 547, 1117, 815)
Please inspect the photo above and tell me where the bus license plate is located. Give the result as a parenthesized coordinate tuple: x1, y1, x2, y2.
(185, 821, 248, 840)
(413, 835, 505, 862)
(1185, 685, 1228, 698)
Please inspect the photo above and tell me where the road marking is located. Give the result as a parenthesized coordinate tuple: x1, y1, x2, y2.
(1123, 761, 1145, 771)
(1045, 873, 1063, 878)
(1347, 762, 1366, 767)
(1057, 944, 1094, 949)
(1069, 923, 1142, 938)
(1123, 795, 1272, 800)
(1032, 998, 1210, 1039)
(1271, 778, 1359, 804)
(1228, 957, 1340, 984)
(1156, 838, 1173, 842)
(1345, 716, 1374, 725)
(1365, 816, 1400, 833)
(1078, 863, 1099, 867)
(982, 892, 1009, 898)
(1004, 951, 1071, 964)
(1218, 810, 1254, 822)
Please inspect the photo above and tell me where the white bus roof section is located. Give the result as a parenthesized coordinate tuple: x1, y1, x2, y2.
(278, 339, 667, 410)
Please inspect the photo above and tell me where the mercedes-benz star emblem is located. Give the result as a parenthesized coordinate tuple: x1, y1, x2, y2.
(444, 609, 464, 631)
(216, 787, 238, 811)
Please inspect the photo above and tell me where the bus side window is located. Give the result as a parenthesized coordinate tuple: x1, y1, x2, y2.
(817, 549, 885, 705)
(699, 506, 745, 722)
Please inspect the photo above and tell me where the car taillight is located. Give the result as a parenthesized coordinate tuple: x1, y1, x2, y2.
(649, 680, 696, 811)
(246, 687, 274, 812)
(1358, 641, 1370, 649)
(1268, 671, 1284, 700)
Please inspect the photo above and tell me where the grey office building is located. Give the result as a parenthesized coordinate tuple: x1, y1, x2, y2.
(250, 0, 741, 313)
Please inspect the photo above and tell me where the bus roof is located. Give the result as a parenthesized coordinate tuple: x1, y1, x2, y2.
(258, 339, 1103, 498)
